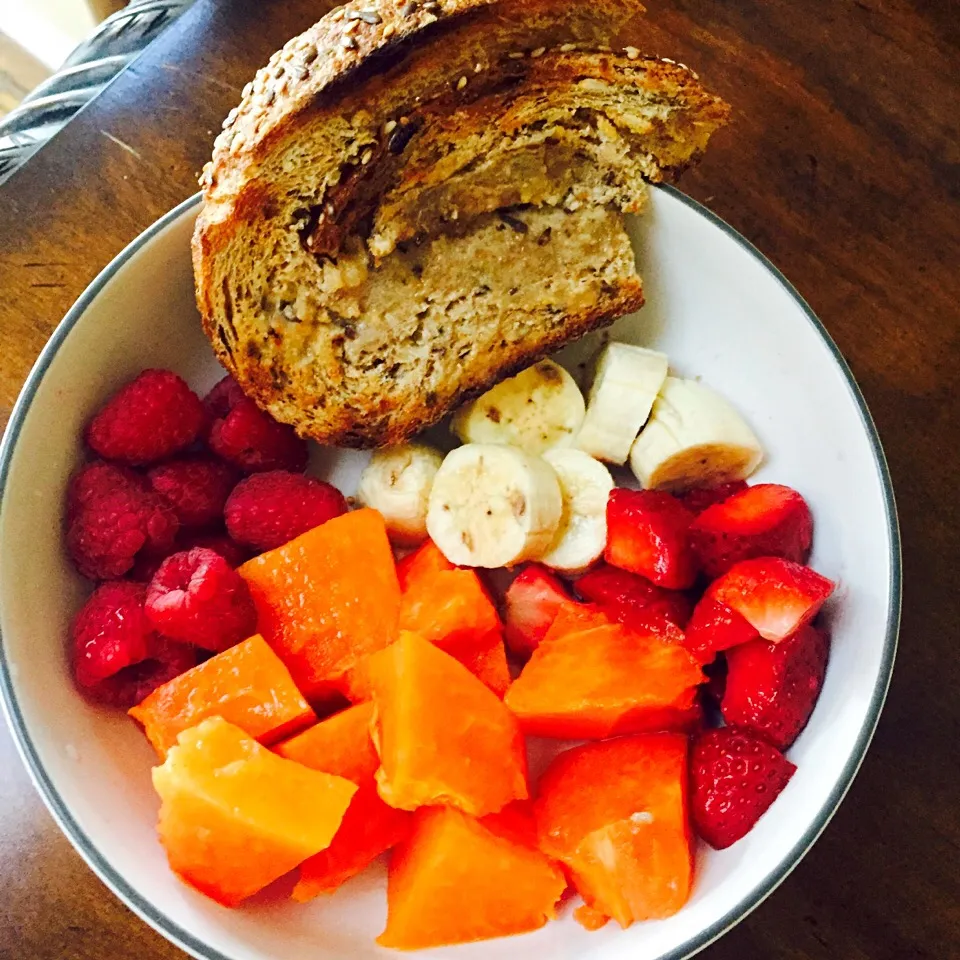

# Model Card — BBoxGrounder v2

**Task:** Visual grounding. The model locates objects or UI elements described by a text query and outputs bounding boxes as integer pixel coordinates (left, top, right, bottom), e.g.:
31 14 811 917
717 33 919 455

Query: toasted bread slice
193 0 728 447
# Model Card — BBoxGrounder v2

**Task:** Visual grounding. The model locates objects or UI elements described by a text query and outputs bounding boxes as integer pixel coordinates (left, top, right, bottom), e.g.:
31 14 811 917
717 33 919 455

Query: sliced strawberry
502 564 571 658
683 595 758 661
679 481 748 515
574 563 692 628
690 484 813 578
604 489 697 590
711 557 834 642
690 726 796 849
722 623 829 749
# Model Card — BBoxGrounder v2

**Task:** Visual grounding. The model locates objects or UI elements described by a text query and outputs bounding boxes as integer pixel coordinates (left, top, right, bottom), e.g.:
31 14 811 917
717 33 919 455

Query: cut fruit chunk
129 634 314 758
575 343 669 465
378 806 566 949
503 564 572 659
505 622 703 739
722 624 830 749
238 509 401 699
368 632 528 817
679 480 749 515
689 483 813 577
152 716 356 906
535 734 693 926
395 539 455 592
629 377 763 492
275 703 412 899
605 489 697 590
541 601 612 644
451 359 585 455
711 556 834 642
575 563 692 628
683 596 758 662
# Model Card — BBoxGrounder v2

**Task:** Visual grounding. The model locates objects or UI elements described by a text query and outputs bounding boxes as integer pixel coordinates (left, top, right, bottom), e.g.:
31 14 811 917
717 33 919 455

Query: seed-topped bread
193 0 729 447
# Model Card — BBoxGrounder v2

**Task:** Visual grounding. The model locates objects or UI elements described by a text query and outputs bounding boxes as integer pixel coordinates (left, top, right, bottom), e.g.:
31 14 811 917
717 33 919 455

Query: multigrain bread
193 0 729 447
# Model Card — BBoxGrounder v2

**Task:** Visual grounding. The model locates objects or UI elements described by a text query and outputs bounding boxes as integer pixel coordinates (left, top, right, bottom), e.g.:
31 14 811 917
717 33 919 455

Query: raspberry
145 548 257 651
203 374 247 420
208 397 308 473
147 455 239 528
85 369 206 465
179 531 249 567
88 636 199 709
224 471 348 551
66 462 179 580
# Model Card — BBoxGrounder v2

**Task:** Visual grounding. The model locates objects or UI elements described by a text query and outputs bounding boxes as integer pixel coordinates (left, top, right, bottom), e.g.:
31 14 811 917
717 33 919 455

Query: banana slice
575 342 669 464
426 444 562 567
450 359 585 455
538 449 614 574
356 443 444 545
629 377 764 492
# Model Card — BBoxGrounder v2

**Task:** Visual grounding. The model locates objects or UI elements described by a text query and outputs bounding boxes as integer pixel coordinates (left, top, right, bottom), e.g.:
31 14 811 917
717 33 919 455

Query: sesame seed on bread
193 0 729 447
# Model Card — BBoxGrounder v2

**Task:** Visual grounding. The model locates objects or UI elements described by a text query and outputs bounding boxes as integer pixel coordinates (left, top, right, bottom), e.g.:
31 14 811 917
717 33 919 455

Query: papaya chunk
541 601 612 643
238 509 400 699
535 734 693 926
368 632 528 816
129 634 314 758
275 703 412 899
396 539 454 591
505 623 704 738
378 807 566 949
152 716 356 906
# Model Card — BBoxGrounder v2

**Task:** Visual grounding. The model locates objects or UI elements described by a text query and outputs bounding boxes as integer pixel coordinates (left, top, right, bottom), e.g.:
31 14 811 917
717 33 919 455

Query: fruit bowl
0 186 899 960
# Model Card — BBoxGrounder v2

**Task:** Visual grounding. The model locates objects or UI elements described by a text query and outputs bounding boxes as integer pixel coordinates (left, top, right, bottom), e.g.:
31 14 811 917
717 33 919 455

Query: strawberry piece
722 624 830 749
604 489 697 590
575 564 692 628
711 557 834 642
503 564 571 658
683 595 758 661
690 484 813 578
690 727 796 849
679 481 748 515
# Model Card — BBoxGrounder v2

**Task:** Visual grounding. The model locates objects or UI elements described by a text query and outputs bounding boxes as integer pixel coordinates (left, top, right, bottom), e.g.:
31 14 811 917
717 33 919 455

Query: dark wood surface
1 1 958 957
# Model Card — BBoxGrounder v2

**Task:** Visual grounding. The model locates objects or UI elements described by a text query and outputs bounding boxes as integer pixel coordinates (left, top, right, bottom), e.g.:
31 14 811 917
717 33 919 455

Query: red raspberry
66 462 179 580
177 530 249 567
224 471 348 551
208 397 308 473
70 581 198 707
203 374 247 420
85 369 206 465
147 455 239 528
145 548 257 652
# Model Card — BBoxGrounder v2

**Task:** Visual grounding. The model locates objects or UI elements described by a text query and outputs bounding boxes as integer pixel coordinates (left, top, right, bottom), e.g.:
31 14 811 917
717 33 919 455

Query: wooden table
1 1 958 957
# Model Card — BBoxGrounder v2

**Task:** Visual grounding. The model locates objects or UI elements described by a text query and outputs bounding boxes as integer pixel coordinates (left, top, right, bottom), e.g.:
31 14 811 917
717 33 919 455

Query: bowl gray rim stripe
0 186 901 960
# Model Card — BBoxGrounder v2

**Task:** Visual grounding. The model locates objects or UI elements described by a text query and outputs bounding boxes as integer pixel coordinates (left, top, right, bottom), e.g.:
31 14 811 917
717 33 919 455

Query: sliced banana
575 342 669 464
426 444 562 568
629 377 764 492
356 443 444 545
450 359 585 455
538 449 614 574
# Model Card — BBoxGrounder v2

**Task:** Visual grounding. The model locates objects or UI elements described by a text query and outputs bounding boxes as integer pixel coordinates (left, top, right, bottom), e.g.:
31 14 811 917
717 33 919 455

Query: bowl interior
0 187 897 960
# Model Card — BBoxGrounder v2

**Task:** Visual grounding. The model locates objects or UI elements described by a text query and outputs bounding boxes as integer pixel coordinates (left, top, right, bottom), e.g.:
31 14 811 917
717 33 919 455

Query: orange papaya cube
535 734 693 926
378 807 566 949
541 602 612 644
129 634 314 758
293 783 412 900
368 632 528 816
459 633 512 697
238 509 400 699
275 703 413 898
480 799 540 850
399 568 501 655
396 539 454 591
505 623 704 739
152 716 356 906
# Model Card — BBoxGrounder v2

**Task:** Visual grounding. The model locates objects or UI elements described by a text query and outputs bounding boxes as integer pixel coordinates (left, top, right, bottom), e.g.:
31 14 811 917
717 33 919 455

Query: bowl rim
0 186 901 960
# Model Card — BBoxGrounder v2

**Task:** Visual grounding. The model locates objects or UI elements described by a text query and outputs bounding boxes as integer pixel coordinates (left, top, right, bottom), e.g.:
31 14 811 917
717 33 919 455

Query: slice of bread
193 0 729 447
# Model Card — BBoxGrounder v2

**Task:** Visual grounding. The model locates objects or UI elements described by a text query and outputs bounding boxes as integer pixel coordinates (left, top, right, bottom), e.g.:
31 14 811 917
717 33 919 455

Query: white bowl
0 187 899 960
